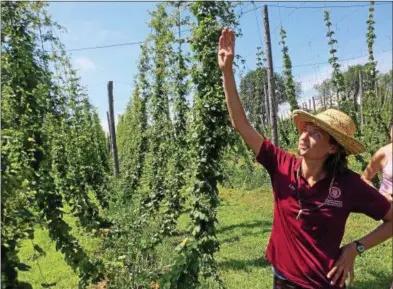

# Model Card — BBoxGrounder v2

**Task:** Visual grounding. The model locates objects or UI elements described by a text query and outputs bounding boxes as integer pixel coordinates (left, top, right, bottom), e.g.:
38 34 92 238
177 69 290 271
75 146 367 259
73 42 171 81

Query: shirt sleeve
255 139 294 177
350 177 392 220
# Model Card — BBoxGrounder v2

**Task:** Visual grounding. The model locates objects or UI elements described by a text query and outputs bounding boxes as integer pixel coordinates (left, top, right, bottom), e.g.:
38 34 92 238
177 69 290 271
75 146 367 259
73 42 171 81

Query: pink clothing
380 146 392 193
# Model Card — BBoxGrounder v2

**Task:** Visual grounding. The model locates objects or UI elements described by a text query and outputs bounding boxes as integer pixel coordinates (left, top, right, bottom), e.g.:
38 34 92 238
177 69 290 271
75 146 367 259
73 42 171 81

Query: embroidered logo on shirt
329 186 341 199
326 186 343 207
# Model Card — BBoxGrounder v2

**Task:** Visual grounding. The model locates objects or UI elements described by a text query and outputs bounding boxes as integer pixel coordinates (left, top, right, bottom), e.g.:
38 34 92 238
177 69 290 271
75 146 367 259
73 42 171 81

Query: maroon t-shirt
256 139 391 289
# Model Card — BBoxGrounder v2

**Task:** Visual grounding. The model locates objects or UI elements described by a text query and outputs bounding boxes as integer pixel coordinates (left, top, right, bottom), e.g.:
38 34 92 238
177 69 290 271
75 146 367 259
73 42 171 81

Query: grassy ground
211 186 392 289
17 184 392 289
17 206 102 289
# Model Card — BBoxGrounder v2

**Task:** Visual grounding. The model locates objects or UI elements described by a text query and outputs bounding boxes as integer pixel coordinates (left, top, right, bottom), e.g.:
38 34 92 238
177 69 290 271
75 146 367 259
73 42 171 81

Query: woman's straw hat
292 109 365 154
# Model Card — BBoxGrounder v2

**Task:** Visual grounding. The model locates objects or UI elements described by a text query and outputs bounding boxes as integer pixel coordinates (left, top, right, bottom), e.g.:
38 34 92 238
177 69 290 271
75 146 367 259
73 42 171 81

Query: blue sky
47 1 392 133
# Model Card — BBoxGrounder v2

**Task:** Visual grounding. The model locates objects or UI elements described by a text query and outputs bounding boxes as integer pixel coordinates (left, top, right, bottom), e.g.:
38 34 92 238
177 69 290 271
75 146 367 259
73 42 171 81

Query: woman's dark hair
323 136 349 174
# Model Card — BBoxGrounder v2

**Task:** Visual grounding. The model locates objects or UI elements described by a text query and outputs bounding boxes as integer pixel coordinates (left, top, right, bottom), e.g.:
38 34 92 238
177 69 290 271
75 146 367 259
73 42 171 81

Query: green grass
17 207 102 289
159 185 392 289
213 186 275 288
17 185 392 289
215 186 392 289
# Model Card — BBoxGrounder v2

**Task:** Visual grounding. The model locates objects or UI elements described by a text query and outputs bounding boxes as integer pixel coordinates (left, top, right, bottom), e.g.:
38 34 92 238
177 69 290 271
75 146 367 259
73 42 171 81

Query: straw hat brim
292 110 365 154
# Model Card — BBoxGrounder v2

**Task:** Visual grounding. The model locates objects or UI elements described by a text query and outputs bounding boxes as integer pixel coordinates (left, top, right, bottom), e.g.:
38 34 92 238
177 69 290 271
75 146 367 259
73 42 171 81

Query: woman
362 123 393 202
362 124 393 289
218 27 392 289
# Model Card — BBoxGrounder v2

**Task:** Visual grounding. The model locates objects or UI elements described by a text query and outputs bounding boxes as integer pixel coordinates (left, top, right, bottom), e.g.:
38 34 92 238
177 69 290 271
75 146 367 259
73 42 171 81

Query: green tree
153 2 191 243
324 10 345 108
1 2 107 287
239 69 301 129
279 26 299 111
141 4 175 214
161 2 238 288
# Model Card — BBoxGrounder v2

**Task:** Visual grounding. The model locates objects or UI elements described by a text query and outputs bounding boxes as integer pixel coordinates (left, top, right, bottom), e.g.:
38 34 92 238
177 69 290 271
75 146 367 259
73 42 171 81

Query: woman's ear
328 144 337 155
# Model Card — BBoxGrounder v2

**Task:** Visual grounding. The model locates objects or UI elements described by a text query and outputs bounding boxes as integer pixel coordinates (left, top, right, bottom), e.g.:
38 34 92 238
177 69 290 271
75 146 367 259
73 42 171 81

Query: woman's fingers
349 267 355 287
219 28 235 56
339 269 348 287
228 29 235 54
230 29 235 45
219 35 224 51
327 264 338 279
328 262 354 288
331 267 343 286
223 27 230 49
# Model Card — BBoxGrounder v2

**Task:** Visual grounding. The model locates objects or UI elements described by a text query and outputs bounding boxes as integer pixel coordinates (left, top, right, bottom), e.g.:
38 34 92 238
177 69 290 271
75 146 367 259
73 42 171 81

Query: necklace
295 159 336 220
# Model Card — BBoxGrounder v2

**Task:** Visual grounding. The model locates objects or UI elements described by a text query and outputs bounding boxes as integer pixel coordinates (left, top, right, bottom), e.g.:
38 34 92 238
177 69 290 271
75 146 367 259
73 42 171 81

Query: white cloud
297 50 392 93
278 50 392 116
74 56 96 72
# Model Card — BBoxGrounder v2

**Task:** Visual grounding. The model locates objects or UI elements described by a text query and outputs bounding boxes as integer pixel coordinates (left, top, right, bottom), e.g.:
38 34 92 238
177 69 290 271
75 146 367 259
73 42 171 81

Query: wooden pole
264 82 270 127
263 5 278 145
312 96 316 113
381 84 388 111
106 111 112 155
107 134 112 154
321 93 325 109
108 81 120 176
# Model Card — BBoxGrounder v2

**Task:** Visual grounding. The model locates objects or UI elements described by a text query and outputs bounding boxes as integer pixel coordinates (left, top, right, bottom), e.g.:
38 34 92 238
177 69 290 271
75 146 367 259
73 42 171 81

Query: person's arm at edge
361 148 385 188
219 28 264 156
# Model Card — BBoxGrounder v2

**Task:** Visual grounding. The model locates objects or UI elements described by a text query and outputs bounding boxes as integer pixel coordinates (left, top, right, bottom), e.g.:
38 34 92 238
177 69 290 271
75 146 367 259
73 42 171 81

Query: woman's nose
301 131 310 139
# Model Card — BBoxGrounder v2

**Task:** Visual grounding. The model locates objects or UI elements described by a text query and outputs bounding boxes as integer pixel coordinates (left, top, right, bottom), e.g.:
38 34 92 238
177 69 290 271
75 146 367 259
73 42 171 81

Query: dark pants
273 275 308 289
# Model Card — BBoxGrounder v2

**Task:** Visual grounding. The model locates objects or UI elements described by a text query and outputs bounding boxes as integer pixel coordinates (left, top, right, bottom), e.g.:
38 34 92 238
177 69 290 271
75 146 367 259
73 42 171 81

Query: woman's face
297 122 337 160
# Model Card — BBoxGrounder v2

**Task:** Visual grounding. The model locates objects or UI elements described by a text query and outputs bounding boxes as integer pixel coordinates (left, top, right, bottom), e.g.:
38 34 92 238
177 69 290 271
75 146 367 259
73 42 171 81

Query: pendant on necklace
296 209 303 220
